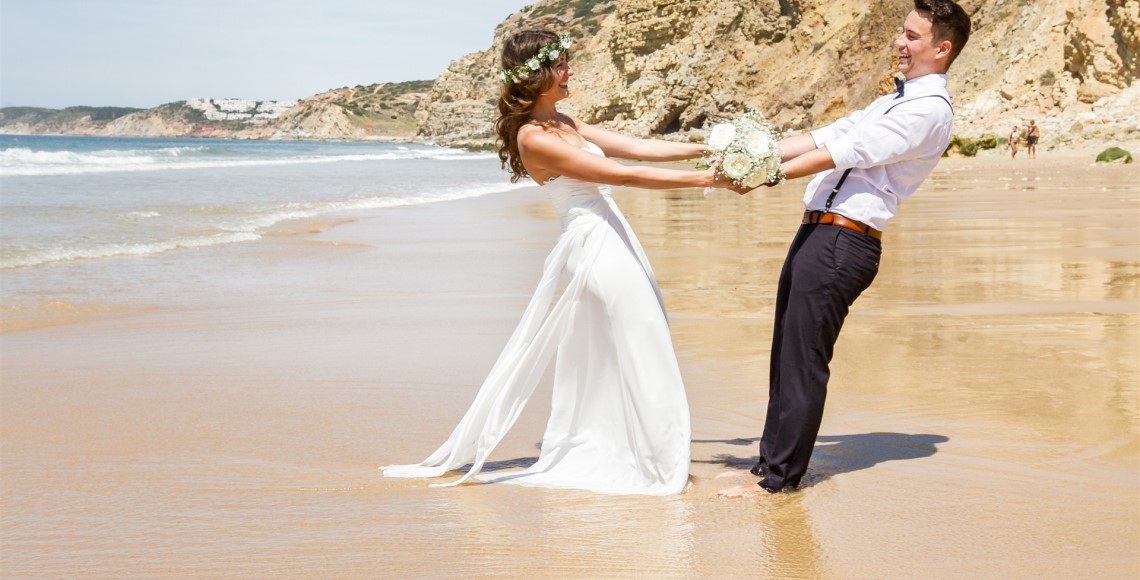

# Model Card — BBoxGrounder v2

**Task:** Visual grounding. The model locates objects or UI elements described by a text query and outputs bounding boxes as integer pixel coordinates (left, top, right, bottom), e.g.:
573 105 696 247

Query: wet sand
2 150 1138 577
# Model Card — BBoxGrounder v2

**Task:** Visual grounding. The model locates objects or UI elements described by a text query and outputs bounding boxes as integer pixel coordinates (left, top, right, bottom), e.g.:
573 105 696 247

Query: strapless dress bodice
540 141 614 227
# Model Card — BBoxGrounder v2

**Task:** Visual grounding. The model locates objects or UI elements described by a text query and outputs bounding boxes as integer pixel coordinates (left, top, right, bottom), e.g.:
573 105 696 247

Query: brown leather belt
802 210 883 240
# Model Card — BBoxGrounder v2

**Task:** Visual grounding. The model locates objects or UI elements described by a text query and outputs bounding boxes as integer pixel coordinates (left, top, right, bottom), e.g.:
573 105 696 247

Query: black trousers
753 223 881 491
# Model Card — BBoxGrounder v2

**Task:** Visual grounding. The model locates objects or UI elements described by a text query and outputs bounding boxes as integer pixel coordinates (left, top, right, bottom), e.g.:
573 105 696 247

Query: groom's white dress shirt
803 73 954 232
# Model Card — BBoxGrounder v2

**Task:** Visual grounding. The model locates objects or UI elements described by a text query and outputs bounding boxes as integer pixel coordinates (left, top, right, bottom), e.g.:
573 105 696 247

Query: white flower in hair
498 33 574 84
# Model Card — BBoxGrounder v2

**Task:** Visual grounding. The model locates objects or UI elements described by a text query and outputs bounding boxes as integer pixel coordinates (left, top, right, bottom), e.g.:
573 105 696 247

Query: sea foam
0 146 496 176
1 180 532 270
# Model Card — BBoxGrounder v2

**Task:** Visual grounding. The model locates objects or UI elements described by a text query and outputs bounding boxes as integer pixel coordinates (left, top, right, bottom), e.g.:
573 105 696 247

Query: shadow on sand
693 432 949 486
455 433 947 485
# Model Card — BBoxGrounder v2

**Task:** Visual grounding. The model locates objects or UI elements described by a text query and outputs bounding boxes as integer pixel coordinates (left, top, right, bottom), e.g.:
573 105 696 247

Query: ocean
0 135 528 328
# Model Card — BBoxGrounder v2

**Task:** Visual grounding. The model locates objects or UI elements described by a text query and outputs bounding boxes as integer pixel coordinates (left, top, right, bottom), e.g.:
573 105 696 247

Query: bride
383 28 742 495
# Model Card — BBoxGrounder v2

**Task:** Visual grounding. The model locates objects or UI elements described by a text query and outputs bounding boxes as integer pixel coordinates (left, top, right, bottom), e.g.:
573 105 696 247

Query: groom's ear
934 39 953 65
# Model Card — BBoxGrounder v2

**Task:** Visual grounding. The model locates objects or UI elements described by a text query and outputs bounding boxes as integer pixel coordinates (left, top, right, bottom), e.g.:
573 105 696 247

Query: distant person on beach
385 28 744 495
719 0 971 497
1009 125 1020 158
1026 119 1039 158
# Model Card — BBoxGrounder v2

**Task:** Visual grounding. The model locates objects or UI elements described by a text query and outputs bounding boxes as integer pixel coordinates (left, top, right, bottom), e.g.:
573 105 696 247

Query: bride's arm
520 126 736 190
574 117 705 162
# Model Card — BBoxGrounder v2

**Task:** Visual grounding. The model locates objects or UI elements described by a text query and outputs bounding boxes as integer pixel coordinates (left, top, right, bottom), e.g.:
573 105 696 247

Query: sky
0 0 535 109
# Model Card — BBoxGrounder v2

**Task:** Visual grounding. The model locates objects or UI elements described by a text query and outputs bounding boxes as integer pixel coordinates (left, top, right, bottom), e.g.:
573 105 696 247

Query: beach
2 147 1138 577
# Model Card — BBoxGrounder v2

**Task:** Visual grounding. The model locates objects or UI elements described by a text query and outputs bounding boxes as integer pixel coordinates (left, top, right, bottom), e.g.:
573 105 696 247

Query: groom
722 0 971 496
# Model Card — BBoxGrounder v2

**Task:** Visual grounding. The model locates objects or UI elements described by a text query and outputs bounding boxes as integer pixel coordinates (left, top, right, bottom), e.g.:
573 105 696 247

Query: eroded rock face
418 0 1138 149
415 52 502 146
1108 0 1140 79
1065 3 1131 103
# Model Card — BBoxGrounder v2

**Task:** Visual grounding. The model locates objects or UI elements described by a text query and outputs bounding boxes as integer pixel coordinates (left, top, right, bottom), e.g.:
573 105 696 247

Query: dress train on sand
383 141 690 495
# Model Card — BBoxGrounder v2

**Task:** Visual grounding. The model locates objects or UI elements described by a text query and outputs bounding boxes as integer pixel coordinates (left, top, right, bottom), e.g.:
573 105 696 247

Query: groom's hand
709 167 752 195
738 174 784 195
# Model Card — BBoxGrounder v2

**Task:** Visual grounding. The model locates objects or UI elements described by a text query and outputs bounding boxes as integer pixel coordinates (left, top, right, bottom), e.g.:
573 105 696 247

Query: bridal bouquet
701 110 784 190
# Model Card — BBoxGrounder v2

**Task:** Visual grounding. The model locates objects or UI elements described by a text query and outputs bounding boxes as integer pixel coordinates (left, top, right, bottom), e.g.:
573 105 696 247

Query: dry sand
2 149 1137 577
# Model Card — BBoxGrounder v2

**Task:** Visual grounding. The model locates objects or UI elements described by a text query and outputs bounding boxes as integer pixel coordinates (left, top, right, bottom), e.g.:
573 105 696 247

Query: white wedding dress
383 141 691 495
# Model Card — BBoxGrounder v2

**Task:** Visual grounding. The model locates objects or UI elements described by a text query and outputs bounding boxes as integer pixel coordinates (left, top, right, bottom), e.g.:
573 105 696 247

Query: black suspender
823 94 952 212
824 168 852 211
885 94 952 115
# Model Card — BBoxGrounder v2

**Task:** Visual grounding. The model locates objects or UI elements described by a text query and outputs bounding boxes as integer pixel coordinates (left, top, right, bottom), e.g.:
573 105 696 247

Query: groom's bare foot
717 484 771 498
714 469 753 479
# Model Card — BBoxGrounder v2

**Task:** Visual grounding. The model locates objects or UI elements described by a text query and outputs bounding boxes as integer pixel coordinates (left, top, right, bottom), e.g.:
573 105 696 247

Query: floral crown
499 34 573 84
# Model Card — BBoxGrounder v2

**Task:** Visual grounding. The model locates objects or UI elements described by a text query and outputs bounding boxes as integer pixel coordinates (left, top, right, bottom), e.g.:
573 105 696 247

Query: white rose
548 49 561 60
744 169 769 188
721 152 752 180
707 123 737 151
743 156 783 188
742 130 773 157
527 58 541 70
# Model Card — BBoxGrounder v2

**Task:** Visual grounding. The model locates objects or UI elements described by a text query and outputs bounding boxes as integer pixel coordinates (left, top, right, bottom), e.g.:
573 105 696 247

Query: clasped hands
707 164 779 195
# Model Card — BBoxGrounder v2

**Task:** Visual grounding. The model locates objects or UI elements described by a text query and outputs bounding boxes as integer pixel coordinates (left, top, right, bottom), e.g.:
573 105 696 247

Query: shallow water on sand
2 152 1137 577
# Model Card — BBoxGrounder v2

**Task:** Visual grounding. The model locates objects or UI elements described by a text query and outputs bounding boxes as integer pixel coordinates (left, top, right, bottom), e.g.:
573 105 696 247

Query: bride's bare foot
714 469 753 479
718 484 771 498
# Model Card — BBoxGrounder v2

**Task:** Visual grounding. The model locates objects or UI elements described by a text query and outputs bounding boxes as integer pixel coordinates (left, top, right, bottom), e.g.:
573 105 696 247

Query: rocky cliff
0 106 144 136
418 0 1140 150
0 81 431 141
270 81 430 140
5 1 1134 148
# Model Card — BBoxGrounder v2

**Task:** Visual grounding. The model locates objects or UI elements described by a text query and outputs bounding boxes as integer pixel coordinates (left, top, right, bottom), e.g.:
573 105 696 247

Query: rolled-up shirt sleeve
822 102 952 171
809 107 866 147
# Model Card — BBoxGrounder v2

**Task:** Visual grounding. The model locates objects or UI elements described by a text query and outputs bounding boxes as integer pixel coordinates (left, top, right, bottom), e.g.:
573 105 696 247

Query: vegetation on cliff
0 106 143 134
272 81 431 139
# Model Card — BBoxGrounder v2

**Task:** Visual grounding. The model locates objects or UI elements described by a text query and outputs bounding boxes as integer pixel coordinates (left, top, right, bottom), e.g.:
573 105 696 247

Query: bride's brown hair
495 29 565 183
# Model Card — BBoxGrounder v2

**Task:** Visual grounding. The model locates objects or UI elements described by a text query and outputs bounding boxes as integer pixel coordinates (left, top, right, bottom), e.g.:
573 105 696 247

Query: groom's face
894 10 946 80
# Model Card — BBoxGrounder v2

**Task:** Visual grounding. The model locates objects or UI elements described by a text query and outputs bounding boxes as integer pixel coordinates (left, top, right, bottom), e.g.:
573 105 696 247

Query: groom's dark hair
915 0 971 68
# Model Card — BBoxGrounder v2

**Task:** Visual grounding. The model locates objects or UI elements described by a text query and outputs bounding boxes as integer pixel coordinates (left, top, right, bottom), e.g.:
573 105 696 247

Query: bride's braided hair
495 29 565 183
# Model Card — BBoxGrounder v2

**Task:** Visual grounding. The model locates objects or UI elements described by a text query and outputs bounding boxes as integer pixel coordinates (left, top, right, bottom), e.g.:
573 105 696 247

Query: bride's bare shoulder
516 123 545 141
517 125 565 152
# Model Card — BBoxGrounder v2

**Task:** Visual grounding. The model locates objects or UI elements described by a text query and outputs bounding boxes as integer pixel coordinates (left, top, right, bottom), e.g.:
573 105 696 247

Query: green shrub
948 135 978 156
976 133 1000 150
1040 69 1057 86
1095 147 1133 163
945 134 1000 157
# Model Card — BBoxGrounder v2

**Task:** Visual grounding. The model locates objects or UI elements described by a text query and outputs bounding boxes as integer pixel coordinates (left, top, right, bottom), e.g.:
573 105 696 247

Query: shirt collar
902 73 949 91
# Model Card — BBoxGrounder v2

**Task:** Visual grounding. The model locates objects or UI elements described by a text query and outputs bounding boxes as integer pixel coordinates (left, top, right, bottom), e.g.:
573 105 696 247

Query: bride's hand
707 167 754 195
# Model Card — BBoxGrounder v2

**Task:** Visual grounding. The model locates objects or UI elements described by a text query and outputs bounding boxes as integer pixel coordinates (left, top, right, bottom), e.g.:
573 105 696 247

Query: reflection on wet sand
615 151 1138 575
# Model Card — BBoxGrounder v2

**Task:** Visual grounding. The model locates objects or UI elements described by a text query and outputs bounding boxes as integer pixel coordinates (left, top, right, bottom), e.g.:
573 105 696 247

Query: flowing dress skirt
384 170 690 495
